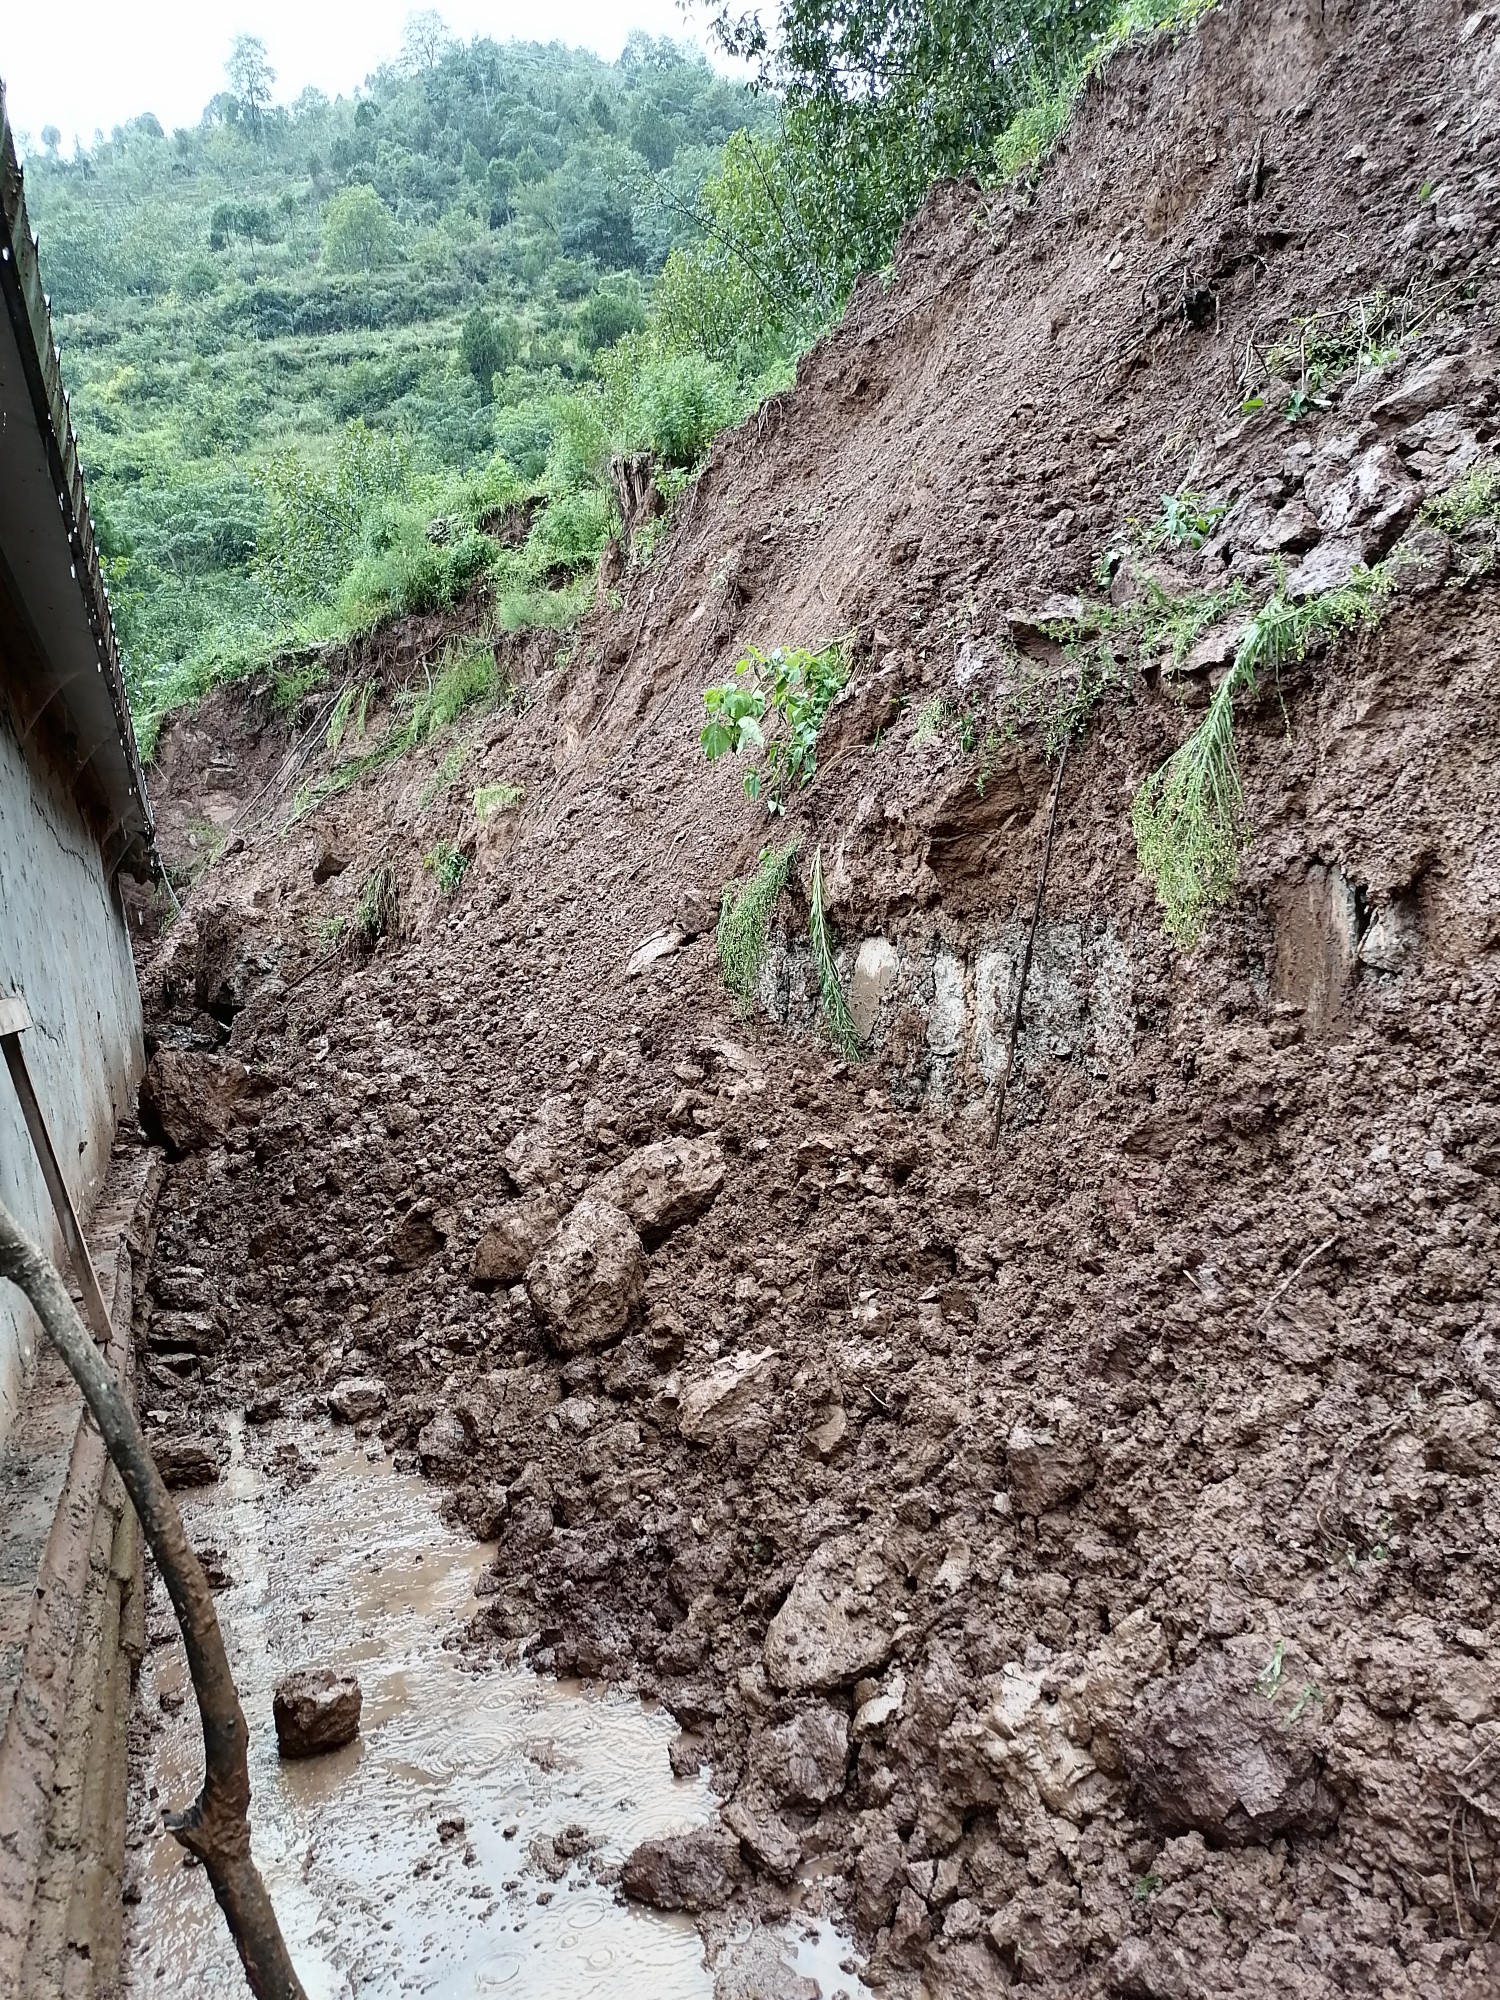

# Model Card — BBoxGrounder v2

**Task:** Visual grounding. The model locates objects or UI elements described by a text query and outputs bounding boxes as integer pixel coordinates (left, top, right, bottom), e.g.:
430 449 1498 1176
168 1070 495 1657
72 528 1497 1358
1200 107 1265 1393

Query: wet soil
127 2 1500 1993
125 1420 860 1998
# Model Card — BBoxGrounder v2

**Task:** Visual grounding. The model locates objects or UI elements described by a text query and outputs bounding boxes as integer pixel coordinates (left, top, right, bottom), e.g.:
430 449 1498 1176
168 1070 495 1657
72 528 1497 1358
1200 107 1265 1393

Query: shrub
701 639 849 808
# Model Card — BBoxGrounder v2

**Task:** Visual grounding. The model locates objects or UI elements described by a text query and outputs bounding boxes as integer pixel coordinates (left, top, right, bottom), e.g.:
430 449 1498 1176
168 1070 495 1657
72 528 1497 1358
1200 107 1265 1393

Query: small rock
678 1348 776 1445
626 930 684 977
808 1405 848 1459
764 1534 894 1693
327 1377 387 1424
147 1433 224 1489
620 1827 742 1912
1285 539 1362 599
849 938 900 1040
853 1674 905 1738
273 1667 362 1758
721 1798 803 1882
416 1409 469 1474
888 1885 932 1967
1372 351 1471 426
1007 1406 1095 1514
855 1820 905 1929
312 841 347 884
525 1197 645 1354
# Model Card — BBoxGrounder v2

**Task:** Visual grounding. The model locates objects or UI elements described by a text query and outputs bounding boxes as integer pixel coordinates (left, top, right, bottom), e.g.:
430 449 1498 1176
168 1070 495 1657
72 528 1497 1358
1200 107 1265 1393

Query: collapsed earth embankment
130 2 1500 1992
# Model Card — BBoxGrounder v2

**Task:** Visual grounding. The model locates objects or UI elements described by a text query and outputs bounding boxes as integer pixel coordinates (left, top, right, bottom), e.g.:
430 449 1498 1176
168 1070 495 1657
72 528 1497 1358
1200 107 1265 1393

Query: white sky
2 2 723 151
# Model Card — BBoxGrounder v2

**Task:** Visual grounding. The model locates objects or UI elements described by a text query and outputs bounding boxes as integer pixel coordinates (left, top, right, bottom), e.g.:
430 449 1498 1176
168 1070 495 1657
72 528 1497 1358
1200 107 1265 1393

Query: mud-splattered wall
0 693 143 1449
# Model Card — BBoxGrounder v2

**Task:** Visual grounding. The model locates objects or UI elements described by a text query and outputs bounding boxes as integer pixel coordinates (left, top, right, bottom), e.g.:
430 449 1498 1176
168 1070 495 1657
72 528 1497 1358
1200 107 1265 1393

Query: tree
459 306 520 401
321 183 399 273
402 9 455 72
41 124 61 158
226 33 276 134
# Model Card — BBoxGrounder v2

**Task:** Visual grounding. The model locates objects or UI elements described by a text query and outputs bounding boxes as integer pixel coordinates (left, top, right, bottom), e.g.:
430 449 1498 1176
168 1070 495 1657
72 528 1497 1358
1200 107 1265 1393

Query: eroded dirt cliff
127 2 1500 1992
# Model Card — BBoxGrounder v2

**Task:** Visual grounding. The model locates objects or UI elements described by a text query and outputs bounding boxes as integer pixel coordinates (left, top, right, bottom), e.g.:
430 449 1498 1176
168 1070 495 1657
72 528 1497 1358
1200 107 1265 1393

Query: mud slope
132 2 1500 1994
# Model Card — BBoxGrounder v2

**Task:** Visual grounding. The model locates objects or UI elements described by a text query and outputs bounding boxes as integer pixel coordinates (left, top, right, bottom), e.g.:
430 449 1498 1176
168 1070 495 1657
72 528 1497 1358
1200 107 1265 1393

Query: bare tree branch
0 1200 306 2000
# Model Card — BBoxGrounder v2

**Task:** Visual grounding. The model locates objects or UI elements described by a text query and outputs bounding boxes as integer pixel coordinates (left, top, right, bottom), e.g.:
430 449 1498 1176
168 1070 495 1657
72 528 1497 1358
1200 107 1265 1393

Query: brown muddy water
124 1418 866 2000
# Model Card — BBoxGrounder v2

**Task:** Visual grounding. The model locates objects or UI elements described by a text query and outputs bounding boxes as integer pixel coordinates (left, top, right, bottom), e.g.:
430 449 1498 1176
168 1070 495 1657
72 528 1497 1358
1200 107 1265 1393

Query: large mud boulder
747 1705 850 1809
470 1200 556 1287
589 1137 725 1243
620 1825 742 1912
1125 1653 1337 1845
764 1534 895 1693
273 1667 362 1758
138 1049 251 1156
525 1196 645 1354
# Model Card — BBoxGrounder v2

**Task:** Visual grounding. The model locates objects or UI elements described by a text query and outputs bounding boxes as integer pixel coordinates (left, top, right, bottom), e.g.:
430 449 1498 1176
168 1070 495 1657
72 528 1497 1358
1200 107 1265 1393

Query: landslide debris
128 2 1500 1994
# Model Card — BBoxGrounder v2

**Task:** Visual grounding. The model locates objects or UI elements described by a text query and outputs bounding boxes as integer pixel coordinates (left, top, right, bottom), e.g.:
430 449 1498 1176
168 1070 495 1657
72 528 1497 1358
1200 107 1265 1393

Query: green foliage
403 639 499 743
701 639 849 808
1132 567 1395 947
718 841 799 1010
1249 286 1443 419
809 846 861 1060
256 421 410 607
459 306 520 400
321 184 400 273
424 840 469 893
1422 460 1500 577
474 780 523 818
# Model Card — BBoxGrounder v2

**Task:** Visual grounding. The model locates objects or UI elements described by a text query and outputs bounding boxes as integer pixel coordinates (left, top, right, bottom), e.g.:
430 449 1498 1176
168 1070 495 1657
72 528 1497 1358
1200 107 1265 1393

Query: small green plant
1145 490 1226 551
1257 1639 1287 1698
912 697 949 749
351 862 399 955
809 845 860 1061
700 639 849 810
424 841 468 894
474 781 523 820
1133 565 1394 946
1424 461 1500 533
1132 1873 1162 1902
1422 460 1500 578
717 841 798 1010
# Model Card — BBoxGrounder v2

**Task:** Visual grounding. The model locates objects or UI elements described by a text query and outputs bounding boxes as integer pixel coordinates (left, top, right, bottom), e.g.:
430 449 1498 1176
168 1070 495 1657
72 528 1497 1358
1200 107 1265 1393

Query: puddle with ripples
123 1418 868 2000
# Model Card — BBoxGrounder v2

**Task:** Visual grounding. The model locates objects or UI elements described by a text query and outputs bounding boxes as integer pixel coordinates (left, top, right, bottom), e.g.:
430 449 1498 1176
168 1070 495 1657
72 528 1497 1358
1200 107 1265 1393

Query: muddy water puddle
127 1420 864 1999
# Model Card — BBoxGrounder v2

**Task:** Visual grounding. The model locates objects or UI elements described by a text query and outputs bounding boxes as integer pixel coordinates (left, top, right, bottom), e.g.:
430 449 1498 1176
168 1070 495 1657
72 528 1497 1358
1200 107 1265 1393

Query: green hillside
22 31 771 734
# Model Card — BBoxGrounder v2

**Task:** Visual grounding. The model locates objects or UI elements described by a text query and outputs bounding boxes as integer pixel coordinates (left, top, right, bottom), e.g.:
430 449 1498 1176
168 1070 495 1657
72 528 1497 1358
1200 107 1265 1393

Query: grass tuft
474 781 524 820
1132 566 1394 946
717 841 798 1011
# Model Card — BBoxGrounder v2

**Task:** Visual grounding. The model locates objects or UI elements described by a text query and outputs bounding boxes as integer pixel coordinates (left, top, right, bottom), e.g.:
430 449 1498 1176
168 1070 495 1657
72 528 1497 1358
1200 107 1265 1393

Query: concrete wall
0 688 143 1451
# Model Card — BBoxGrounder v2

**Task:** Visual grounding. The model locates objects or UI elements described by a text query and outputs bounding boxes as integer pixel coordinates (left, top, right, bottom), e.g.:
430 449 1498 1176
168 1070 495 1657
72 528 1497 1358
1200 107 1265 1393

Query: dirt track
128 2 1500 1992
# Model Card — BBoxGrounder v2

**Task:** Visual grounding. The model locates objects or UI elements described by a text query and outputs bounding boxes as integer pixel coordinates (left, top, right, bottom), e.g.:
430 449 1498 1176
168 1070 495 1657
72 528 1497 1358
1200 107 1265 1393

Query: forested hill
20 31 768 730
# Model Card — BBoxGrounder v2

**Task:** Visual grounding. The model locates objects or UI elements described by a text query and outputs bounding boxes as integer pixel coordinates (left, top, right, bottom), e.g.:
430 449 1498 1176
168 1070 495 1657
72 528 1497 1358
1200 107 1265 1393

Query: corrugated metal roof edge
0 79 156 879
